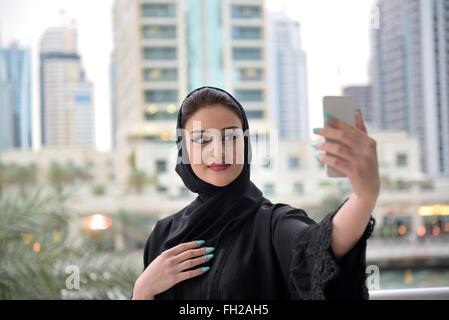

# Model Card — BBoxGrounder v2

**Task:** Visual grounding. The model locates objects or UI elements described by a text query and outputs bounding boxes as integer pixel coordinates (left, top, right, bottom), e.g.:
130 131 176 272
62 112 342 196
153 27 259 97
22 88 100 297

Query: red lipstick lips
207 163 231 172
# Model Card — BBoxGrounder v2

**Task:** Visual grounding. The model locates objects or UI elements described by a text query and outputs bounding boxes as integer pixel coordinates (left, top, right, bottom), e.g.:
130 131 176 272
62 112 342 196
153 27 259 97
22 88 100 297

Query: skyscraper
0 42 32 153
371 0 449 177
342 85 373 129
267 11 308 139
113 0 271 147
40 26 95 149
110 54 117 149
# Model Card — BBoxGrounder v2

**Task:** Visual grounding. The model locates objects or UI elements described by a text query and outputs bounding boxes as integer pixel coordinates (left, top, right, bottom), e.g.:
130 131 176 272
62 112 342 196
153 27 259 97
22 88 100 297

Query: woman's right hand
132 240 214 300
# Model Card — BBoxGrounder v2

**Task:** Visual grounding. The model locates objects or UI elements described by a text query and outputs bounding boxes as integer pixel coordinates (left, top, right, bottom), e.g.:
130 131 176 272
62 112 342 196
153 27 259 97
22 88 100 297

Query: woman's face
183 104 245 187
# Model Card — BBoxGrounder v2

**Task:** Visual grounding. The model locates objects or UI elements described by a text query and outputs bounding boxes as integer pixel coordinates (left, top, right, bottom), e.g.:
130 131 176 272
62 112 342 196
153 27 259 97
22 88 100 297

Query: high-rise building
40 26 95 149
342 85 373 129
0 42 32 153
267 11 308 139
370 0 449 177
113 0 271 148
74 81 95 149
110 53 117 149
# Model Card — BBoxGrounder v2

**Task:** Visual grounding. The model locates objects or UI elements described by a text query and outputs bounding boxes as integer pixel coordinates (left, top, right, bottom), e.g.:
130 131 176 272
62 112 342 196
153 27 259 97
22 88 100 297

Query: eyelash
191 134 238 144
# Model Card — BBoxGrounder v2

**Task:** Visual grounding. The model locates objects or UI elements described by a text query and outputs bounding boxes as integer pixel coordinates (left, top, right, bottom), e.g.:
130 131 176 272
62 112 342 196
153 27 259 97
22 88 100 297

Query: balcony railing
369 287 449 300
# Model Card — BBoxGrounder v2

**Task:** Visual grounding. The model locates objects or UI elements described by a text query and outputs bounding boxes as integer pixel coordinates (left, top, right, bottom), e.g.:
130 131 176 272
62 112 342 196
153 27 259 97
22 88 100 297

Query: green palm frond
0 188 141 300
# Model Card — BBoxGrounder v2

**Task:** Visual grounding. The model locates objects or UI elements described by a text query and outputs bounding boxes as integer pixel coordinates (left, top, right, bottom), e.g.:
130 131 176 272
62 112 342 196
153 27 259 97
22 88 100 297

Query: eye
192 136 211 144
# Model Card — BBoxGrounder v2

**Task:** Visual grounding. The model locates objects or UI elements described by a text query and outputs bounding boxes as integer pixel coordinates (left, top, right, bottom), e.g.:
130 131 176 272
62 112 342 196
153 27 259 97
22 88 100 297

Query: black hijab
161 86 270 252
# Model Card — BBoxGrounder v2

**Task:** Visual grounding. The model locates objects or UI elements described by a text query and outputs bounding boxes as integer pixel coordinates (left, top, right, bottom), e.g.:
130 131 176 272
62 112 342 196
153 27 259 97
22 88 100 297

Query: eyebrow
190 126 240 134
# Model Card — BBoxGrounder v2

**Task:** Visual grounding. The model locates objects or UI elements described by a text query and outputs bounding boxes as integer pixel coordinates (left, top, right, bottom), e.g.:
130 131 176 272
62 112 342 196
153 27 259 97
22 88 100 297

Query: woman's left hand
312 110 380 203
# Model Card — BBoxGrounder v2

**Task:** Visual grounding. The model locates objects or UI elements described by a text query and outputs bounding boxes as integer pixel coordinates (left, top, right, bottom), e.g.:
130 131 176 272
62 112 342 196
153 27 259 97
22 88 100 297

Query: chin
191 164 243 187
207 176 234 187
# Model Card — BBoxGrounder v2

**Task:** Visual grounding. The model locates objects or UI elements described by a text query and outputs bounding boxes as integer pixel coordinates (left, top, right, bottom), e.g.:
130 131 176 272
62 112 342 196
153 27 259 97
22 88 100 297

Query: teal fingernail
202 266 210 272
205 254 214 260
315 153 322 160
324 112 334 120
311 142 318 149
205 247 214 253
196 240 205 245
313 128 320 133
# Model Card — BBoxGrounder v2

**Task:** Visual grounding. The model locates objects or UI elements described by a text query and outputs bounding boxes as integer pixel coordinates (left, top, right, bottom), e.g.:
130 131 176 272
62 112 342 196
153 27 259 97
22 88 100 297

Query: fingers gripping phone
322 96 357 178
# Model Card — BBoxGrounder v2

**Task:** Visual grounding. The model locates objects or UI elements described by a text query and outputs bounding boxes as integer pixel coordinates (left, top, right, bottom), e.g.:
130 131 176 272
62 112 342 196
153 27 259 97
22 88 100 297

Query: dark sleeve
272 196 376 300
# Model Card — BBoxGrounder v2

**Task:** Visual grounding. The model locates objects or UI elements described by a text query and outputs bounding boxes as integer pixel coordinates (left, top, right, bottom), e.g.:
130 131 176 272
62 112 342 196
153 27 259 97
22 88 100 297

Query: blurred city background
0 0 449 299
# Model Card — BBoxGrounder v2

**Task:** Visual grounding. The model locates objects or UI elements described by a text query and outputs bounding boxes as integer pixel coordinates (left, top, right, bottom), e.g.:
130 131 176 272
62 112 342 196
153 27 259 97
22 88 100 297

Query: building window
293 182 304 195
75 95 91 103
144 68 177 81
179 186 190 197
145 90 178 103
108 174 115 181
142 25 176 39
87 161 95 169
288 156 300 169
264 184 275 195
233 68 263 81
396 153 408 167
318 160 324 169
156 160 167 173
145 110 177 120
232 27 261 39
231 5 261 19
262 156 271 169
233 48 261 60
143 47 176 60
106 160 114 168
246 110 263 119
142 4 175 17
234 89 263 102
66 161 75 168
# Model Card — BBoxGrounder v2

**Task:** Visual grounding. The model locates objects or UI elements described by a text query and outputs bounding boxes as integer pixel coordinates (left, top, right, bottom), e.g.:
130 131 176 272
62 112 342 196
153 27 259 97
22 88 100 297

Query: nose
209 136 222 159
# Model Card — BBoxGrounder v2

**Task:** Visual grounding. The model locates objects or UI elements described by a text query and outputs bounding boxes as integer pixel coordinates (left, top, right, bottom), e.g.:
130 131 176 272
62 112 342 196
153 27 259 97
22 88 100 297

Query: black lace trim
288 197 376 300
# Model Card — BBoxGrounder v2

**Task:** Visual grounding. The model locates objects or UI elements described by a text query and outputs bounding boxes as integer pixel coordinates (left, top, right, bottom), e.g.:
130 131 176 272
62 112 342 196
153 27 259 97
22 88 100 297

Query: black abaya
143 196 375 300
136 86 376 300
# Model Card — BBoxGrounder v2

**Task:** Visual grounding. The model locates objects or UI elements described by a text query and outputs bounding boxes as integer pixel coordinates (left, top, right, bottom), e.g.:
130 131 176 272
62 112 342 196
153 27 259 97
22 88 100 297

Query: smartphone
322 96 357 178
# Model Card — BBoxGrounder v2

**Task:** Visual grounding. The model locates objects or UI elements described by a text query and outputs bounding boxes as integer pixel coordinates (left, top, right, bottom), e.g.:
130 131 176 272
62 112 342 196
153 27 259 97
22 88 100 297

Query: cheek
233 138 245 163
188 142 202 164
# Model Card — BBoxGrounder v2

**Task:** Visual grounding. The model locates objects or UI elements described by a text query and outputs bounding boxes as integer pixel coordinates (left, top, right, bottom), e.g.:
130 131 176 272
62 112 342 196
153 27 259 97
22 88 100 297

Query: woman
132 86 379 300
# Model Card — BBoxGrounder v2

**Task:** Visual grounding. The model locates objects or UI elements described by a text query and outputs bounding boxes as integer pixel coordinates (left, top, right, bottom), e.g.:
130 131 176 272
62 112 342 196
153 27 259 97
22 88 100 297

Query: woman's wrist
132 280 155 300
132 289 155 300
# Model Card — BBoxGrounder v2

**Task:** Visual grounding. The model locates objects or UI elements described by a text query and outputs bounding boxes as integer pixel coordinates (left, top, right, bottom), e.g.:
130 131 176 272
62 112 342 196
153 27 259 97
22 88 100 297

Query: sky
0 0 375 151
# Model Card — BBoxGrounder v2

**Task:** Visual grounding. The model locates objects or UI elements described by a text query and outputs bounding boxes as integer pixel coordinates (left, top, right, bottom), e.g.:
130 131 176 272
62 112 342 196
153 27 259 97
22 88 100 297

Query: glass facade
185 0 224 90
185 0 203 89
0 46 32 151
205 0 224 88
